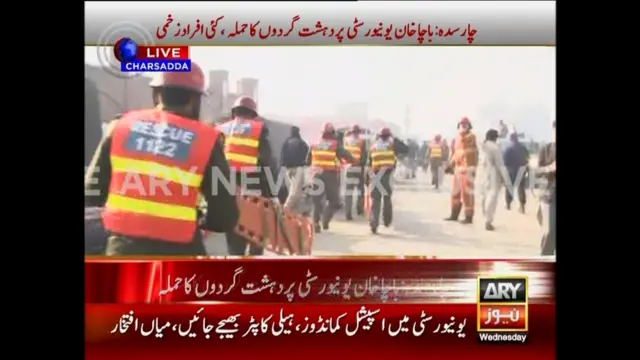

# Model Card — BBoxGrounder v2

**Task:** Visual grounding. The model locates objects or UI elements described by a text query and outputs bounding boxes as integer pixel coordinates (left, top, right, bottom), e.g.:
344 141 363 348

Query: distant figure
498 120 509 139
418 141 428 171
426 135 445 189
280 126 309 213
442 138 450 162
503 133 530 213
536 120 556 256
480 129 508 231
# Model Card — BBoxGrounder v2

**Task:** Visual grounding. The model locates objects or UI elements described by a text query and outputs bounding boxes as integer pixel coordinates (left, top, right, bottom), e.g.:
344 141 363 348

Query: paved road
205 170 544 257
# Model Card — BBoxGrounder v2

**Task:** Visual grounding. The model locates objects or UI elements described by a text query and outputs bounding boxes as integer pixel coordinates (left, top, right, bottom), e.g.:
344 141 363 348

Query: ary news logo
477 277 529 344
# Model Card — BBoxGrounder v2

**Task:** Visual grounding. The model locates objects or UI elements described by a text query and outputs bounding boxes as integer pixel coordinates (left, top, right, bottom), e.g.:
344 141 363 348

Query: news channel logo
95 21 155 79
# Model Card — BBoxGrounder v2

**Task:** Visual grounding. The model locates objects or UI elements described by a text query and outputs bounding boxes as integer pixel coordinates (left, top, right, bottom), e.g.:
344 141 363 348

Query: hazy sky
85 46 555 140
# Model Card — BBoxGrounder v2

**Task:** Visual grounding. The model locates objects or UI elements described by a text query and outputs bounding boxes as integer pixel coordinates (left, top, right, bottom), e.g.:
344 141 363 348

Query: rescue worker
536 120 556 256
84 62 239 255
480 129 508 231
445 117 479 224
503 132 530 213
307 122 355 233
426 135 445 189
342 124 368 220
367 127 406 234
217 96 278 256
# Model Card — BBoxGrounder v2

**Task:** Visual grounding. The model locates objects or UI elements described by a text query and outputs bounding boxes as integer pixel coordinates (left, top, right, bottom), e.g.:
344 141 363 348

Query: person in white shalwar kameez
480 129 509 231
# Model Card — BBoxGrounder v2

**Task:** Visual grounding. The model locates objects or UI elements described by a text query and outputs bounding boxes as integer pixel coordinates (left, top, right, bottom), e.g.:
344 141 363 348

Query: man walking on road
480 129 509 231
308 123 355 233
342 124 368 220
536 121 556 256
503 132 531 213
280 126 309 213
367 127 408 234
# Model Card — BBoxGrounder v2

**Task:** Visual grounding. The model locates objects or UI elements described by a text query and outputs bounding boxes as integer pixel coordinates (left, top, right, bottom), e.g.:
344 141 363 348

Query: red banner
85 259 555 360
85 259 555 304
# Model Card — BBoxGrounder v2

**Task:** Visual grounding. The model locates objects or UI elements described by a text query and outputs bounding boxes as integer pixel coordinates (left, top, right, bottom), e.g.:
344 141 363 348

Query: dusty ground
205 167 544 257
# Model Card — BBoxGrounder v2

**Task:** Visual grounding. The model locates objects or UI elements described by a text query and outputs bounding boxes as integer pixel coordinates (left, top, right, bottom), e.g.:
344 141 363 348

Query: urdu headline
156 15 478 44
110 306 467 340
158 267 464 303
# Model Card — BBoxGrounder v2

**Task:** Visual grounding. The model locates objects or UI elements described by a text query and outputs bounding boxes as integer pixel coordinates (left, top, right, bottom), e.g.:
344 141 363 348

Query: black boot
485 222 495 231
370 225 378 234
506 203 511 210
314 223 322 233
445 204 462 221
460 216 473 224
322 222 329 230
519 204 525 214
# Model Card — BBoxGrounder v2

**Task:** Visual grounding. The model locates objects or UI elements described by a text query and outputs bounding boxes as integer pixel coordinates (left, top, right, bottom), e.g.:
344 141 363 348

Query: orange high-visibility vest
429 143 443 159
102 109 218 243
453 132 478 169
343 136 364 163
370 139 396 172
311 138 338 171
217 119 263 173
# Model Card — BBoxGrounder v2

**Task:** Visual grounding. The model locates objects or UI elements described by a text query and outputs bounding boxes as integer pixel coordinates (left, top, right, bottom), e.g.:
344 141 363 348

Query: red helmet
232 96 258 114
149 61 207 94
351 124 361 134
435 134 442 142
322 122 335 133
378 127 391 137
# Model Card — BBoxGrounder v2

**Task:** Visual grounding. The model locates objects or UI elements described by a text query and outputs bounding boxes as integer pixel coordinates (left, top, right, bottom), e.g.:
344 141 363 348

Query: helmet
435 134 442 142
149 61 207 94
378 127 391 137
458 116 470 126
232 96 258 114
322 122 335 133
351 124 361 133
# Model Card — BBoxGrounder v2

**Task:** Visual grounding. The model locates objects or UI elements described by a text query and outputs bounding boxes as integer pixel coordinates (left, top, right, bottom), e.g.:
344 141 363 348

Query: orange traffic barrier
235 195 278 252
233 194 316 256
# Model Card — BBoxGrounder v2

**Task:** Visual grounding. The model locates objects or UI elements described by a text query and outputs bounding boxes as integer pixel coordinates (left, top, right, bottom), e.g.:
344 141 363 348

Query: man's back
503 142 530 170
281 136 309 168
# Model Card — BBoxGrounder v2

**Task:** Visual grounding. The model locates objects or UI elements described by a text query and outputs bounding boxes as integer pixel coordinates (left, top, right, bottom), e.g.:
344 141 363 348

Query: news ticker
477 276 528 343
114 38 191 72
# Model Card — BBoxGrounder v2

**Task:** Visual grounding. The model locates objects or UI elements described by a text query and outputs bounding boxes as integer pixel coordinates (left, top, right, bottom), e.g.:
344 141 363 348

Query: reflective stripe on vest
429 144 443 158
370 140 396 171
343 136 362 162
217 119 263 173
102 109 218 244
311 139 338 171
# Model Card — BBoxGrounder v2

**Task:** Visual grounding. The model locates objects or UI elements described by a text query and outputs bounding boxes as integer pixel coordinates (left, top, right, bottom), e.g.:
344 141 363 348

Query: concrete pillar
237 78 259 103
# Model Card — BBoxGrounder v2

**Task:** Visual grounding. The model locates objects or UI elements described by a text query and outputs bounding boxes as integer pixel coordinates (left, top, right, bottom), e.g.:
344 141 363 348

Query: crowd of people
84 63 556 257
